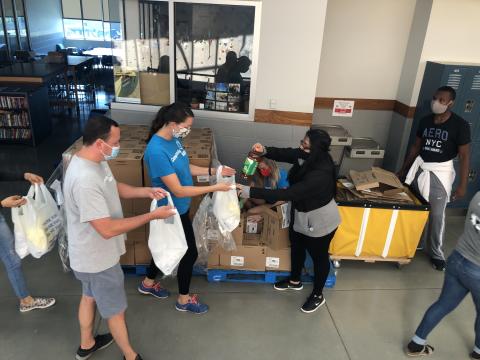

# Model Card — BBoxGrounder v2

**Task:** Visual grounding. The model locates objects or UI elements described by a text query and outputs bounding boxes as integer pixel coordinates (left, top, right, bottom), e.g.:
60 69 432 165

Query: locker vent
472 74 480 90
446 73 462 89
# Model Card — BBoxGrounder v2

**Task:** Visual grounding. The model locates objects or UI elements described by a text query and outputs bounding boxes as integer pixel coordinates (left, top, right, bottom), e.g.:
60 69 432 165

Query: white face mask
431 99 450 115
101 141 120 161
173 126 191 139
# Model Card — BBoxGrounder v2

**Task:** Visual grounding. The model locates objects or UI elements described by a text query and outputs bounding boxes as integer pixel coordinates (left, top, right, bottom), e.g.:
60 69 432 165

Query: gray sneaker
19 297 56 313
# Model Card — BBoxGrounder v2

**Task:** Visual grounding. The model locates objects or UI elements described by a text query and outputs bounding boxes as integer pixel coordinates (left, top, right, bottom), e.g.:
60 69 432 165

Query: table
83 47 121 57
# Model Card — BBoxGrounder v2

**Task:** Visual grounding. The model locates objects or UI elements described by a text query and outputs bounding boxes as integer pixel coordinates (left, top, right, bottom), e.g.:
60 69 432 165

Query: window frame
111 0 261 122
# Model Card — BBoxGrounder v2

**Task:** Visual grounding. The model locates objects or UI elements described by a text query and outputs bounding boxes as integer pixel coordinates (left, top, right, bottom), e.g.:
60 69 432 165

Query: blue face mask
102 141 120 161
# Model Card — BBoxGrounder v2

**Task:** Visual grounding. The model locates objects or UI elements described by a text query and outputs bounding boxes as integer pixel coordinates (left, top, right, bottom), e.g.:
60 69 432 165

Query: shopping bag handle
149 191 174 212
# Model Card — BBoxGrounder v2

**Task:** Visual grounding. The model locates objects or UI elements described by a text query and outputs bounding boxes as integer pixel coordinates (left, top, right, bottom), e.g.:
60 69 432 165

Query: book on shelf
0 128 32 140
0 111 30 127
0 96 26 110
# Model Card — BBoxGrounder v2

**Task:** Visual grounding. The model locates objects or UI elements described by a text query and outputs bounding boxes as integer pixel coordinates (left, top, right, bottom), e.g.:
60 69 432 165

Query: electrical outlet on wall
269 99 277 109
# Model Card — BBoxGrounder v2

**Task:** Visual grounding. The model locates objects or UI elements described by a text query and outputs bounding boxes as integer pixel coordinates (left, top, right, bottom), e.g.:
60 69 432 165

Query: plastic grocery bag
212 166 240 235
12 207 29 259
13 184 63 259
148 192 188 276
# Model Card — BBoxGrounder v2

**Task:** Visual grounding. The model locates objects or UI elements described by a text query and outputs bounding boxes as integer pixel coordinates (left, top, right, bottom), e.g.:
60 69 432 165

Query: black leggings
146 212 198 295
289 227 336 295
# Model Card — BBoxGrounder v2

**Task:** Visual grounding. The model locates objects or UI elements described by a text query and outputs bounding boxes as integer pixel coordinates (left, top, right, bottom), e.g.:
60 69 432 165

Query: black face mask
298 148 310 160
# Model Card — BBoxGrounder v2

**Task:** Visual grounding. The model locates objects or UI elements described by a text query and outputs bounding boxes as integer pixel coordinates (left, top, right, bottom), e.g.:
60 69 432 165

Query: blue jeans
0 214 30 299
414 250 480 352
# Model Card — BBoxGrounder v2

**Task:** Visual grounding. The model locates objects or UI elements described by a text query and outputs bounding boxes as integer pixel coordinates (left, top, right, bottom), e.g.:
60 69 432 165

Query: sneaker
406 341 434 356
301 293 326 313
138 281 170 299
431 258 446 271
273 279 303 291
76 333 114 360
175 294 209 314
471 351 480 359
19 297 56 313
123 355 143 360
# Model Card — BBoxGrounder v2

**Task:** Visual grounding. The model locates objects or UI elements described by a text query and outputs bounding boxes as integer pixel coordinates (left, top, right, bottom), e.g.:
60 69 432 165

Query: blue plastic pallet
122 264 148 276
207 269 336 288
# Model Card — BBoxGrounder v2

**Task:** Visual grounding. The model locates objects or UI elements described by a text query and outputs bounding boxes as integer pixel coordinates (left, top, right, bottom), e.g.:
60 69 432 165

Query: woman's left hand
236 184 251 199
221 166 236 177
24 172 44 184
145 187 167 200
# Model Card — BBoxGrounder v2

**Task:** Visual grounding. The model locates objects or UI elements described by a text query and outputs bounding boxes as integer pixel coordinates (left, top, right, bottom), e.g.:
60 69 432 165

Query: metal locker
409 61 480 208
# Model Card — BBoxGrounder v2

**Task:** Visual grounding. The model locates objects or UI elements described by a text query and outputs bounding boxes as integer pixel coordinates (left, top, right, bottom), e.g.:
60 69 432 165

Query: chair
55 44 65 52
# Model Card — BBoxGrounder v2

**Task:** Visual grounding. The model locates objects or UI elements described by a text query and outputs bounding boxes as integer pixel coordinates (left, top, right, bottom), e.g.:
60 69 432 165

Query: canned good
242 156 258 177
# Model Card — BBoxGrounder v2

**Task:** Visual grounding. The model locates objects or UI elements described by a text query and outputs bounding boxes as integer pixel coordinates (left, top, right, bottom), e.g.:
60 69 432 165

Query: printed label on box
246 221 258 234
266 257 280 269
231 256 245 267
280 203 290 228
196 175 210 183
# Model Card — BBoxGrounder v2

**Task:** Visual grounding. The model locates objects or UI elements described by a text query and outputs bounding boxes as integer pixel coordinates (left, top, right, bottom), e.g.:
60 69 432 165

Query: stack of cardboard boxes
62 126 216 266
208 203 292 272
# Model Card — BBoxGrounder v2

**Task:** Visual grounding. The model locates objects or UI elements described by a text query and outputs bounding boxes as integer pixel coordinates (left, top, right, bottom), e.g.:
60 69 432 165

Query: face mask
431 99 449 115
298 148 310 159
259 167 271 177
173 126 191 139
102 141 120 161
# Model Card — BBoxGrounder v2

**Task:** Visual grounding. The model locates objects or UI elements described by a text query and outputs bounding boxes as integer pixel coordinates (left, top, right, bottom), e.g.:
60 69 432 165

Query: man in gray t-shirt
64 115 175 360
407 191 480 358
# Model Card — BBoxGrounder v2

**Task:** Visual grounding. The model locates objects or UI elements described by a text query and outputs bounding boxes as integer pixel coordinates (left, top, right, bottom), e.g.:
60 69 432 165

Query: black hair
225 51 237 65
437 86 456 101
83 115 119 146
147 102 194 142
288 129 335 186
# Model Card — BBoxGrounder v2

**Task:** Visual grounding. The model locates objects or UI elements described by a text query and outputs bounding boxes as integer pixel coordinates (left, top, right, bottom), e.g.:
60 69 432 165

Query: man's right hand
1 196 26 208
215 182 233 192
151 205 176 220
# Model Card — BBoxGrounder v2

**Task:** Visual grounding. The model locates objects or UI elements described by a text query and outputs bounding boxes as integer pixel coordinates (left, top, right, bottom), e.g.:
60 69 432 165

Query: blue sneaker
138 281 170 299
175 295 209 314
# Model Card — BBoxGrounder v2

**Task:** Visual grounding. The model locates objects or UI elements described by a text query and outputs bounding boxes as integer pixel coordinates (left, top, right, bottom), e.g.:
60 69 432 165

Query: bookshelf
0 85 51 146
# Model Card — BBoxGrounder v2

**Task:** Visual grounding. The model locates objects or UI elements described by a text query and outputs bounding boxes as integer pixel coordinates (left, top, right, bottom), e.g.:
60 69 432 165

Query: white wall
410 0 480 105
316 0 416 99
255 0 328 113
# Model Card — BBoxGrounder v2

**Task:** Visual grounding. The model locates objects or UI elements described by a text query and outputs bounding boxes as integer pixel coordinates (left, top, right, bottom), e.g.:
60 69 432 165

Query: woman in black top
238 129 341 313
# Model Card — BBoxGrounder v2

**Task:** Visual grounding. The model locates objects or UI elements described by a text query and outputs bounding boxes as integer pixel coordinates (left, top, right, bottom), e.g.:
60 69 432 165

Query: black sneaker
124 355 143 360
76 333 114 360
431 258 446 271
273 279 303 291
471 351 480 359
406 340 434 356
301 293 326 313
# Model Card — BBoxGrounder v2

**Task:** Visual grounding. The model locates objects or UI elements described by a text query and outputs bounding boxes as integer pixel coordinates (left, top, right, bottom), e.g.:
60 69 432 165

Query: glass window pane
114 1 169 105
83 20 105 41
62 0 82 19
17 16 28 50
63 18 84 40
174 3 255 114
0 18 8 62
14 0 24 16
4 0 18 54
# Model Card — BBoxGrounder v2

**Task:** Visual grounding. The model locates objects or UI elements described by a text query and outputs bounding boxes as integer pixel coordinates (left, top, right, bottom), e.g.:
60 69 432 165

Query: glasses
300 140 310 150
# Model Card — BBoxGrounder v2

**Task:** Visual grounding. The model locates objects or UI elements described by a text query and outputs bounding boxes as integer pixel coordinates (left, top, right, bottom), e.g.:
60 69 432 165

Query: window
62 0 123 41
112 0 260 119
63 19 84 40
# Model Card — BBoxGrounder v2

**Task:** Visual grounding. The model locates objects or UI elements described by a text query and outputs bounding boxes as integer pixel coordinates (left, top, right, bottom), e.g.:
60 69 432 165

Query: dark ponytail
146 102 194 142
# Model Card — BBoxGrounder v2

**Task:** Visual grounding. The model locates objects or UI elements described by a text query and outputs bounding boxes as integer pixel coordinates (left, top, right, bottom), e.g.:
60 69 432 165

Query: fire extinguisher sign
332 100 355 117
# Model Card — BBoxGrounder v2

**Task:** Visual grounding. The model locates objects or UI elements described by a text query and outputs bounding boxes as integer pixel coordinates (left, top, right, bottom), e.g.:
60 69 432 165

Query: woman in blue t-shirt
138 103 234 314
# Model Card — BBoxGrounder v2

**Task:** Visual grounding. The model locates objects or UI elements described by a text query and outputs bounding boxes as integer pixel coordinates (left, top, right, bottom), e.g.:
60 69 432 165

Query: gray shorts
73 263 127 319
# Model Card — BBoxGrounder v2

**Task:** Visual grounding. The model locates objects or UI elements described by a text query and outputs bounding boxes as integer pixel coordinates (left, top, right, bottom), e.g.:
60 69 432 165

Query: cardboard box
133 198 152 215
265 248 291 271
350 167 404 194
121 199 134 217
120 243 135 265
207 244 221 268
126 225 147 244
109 148 144 186
219 245 266 271
139 72 170 106
134 241 152 265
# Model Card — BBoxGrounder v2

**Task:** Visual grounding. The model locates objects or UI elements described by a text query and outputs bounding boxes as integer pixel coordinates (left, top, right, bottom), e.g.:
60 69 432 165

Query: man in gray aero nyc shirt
406 191 480 358
63 115 175 360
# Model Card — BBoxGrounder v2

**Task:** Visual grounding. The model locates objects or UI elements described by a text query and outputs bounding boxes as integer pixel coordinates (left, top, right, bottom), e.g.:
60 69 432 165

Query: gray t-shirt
456 191 480 267
63 155 126 273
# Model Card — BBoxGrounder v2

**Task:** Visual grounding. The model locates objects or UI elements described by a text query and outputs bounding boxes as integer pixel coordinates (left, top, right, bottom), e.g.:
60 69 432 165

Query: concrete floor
0 105 476 360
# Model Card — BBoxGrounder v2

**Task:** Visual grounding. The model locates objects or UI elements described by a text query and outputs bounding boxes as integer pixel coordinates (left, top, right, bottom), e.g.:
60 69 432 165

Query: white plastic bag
212 166 240 235
14 184 63 258
12 207 29 259
148 192 188 276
